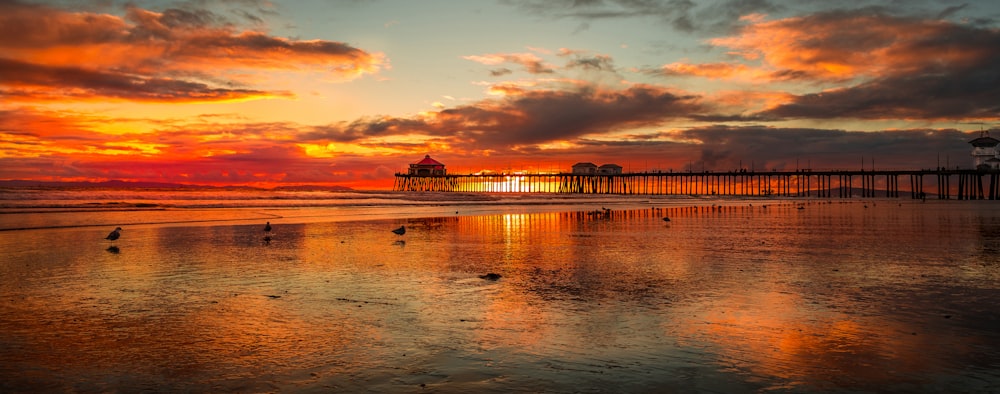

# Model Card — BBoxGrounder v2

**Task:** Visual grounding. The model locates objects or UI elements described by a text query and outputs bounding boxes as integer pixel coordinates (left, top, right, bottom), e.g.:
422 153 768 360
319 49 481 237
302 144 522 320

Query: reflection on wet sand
1 201 998 392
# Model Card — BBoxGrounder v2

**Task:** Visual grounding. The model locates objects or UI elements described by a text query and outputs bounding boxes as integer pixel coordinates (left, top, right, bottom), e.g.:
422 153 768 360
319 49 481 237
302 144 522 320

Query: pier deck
394 169 1000 200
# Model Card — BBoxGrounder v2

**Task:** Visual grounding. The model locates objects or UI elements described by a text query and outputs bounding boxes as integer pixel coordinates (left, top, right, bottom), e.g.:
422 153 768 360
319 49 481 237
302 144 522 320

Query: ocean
0 187 693 231
1 187 998 392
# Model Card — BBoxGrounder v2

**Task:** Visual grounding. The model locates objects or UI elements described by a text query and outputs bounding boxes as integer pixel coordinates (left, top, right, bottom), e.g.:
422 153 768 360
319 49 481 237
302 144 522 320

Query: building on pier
572 162 623 175
408 155 446 176
970 131 1000 170
393 133 1000 199
572 162 598 175
598 164 623 175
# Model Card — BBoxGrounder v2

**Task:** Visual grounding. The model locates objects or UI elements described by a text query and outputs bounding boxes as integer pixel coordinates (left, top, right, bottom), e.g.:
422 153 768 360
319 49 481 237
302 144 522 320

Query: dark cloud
0 1 127 48
935 4 968 20
644 9 1000 122
60 144 342 185
126 5 223 37
667 125 973 171
501 0 781 34
754 13 1000 121
564 54 616 71
490 68 514 76
302 117 434 143
440 124 982 173
506 0 999 35
299 85 705 150
0 58 287 102
463 53 556 75
689 113 774 122
761 70 1000 121
466 85 699 145
469 51 620 79
0 1 383 102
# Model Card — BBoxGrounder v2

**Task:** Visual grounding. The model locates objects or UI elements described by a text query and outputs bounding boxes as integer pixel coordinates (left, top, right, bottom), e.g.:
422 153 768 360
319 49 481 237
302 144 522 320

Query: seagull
105 227 122 243
262 222 273 243
479 273 502 281
662 217 671 222
392 225 406 236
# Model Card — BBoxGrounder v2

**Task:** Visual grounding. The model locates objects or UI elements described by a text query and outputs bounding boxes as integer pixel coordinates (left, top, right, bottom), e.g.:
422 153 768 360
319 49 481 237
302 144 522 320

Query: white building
571 162 598 175
572 162 623 175
970 131 1000 170
598 164 623 175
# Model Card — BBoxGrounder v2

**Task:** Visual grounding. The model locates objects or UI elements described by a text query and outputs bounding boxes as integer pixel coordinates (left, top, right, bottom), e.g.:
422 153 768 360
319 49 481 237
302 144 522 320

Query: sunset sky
2 0 999 189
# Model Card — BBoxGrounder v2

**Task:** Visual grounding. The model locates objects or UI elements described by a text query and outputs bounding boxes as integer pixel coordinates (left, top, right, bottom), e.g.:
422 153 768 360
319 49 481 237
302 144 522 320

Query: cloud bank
0 1 384 103
1 1 997 188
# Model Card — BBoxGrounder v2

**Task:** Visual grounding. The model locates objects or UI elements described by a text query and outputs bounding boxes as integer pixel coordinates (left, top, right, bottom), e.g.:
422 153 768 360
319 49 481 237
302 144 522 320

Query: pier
394 169 1000 200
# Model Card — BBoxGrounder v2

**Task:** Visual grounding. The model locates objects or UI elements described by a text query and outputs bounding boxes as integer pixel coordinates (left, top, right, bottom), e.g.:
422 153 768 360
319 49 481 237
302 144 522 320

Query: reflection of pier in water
395 169 1000 200
419 204 816 245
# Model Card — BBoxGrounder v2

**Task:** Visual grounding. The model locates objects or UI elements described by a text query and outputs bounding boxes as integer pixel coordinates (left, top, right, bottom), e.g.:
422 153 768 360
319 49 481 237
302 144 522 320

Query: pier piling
394 169 1000 199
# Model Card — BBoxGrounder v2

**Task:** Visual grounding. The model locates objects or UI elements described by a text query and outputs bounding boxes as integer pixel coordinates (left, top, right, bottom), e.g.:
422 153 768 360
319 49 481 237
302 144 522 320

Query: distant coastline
0 179 354 192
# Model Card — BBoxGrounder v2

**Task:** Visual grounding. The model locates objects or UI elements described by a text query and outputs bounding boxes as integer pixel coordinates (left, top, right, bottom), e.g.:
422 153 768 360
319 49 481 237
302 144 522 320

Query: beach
1 193 999 393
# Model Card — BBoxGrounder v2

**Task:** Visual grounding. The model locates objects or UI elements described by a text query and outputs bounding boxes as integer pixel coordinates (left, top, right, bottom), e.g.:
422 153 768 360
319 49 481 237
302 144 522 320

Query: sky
2 0 999 189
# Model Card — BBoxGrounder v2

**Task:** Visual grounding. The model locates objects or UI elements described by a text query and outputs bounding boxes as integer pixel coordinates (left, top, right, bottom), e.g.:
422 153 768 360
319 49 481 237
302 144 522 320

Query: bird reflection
106 245 120 254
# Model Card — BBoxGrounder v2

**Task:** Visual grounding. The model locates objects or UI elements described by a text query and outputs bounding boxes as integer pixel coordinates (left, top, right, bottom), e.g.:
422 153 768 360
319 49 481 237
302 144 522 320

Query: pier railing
394 169 1000 199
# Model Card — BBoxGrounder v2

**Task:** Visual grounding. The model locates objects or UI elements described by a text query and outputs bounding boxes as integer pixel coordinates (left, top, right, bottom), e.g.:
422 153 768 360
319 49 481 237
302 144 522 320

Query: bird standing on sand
262 222 273 243
105 227 122 244
392 225 406 236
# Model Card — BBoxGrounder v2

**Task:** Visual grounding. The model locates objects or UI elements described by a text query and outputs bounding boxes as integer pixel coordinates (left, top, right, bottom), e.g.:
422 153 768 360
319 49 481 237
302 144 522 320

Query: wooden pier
394 169 1000 200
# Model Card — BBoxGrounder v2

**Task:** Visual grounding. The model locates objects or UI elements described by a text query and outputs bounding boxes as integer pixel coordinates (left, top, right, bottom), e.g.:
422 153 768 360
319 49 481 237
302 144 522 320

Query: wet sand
1 200 999 392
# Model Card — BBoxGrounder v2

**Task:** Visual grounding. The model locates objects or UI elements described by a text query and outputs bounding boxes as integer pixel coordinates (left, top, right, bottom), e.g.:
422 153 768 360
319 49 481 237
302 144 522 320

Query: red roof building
408 155 447 176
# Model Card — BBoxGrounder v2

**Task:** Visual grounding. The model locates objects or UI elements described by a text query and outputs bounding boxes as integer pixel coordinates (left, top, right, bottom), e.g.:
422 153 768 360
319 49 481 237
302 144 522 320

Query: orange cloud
484 81 535 96
654 11 1000 121
710 11 998 82
0 106 981 189
0 106 428 188
463 52 555 74
0 58 290 103
657 61 762 80
0 2 385 103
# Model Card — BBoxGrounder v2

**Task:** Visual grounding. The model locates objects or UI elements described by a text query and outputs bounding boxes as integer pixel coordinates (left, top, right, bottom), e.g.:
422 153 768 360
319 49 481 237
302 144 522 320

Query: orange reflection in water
673 289 928 389
2 202 999 392
438 213 567 350
655 202 993 390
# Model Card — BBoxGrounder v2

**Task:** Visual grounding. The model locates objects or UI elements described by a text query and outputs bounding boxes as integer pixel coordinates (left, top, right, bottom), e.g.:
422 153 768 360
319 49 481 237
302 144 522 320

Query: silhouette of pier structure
394 169 1000 200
